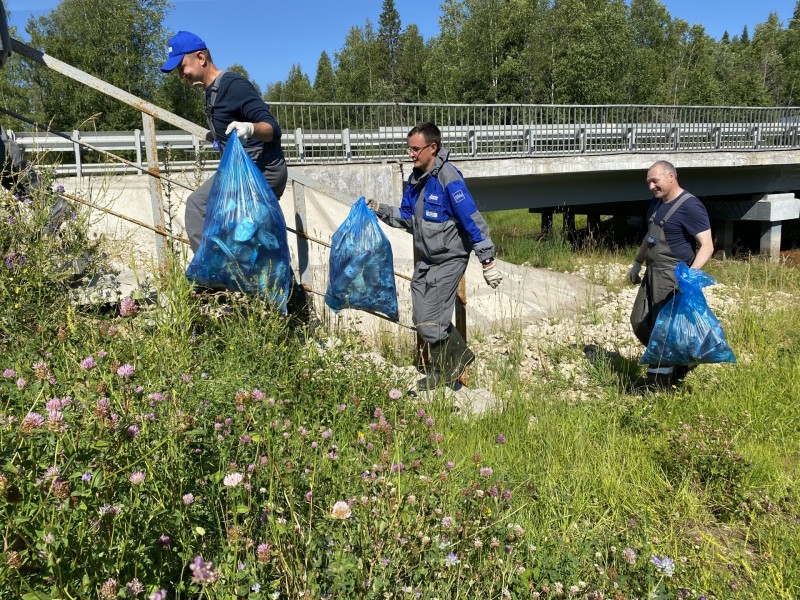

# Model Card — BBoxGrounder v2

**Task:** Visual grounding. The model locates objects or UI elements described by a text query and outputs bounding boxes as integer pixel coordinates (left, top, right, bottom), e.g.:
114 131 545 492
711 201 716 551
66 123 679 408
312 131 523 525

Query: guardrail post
625 126 636 151
295 127 305 163
469 129 477 157
712 126 721 150
343 127 352 162
525 126 533 154
753 126 761 149
671 126 679 151
577 127 587 153
291 179 311 293
141 113 169 270
72 130 82 178
134 129 142 175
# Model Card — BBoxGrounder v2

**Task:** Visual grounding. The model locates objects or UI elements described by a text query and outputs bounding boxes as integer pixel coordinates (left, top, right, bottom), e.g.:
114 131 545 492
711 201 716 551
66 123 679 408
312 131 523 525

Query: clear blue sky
6 0 798 90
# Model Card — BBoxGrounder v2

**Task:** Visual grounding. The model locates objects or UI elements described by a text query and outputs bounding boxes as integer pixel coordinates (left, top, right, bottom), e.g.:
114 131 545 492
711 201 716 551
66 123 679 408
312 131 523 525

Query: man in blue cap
162 31 312 322
160 30 288 251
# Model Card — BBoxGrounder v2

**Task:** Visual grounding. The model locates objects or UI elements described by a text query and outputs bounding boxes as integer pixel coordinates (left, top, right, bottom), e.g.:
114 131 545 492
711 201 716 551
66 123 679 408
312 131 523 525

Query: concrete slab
56 172 605 339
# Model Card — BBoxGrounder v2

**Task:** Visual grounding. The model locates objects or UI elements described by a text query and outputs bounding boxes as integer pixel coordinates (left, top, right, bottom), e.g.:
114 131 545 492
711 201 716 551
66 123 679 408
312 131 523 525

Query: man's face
177 51 205 87
646 167 674 200
407 132 437 172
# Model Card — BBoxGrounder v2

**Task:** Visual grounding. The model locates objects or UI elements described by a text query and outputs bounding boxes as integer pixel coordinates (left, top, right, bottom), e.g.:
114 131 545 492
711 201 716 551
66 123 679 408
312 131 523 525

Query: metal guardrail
10 104 800 175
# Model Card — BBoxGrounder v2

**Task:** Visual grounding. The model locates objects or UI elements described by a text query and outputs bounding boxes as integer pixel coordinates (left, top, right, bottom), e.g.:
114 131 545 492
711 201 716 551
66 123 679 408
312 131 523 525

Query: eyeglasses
408 142 433 155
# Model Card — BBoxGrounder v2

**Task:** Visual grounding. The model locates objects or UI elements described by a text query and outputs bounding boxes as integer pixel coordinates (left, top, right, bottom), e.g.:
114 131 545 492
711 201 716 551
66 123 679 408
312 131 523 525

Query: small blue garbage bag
640 262 736 366
325 197 399 321
186 134 291 313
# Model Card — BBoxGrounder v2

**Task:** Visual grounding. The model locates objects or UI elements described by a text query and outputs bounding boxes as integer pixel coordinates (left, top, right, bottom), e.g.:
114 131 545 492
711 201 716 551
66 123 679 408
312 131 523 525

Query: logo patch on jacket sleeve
425 210 438 219
452 189 465 204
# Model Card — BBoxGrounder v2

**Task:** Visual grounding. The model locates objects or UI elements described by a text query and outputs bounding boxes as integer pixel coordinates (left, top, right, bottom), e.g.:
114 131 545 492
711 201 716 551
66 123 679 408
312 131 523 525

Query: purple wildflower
495 433 507 444
651 554 675 577
182 493 194 505
444 552 460 567
126 578 145 597
2 368 16 378
127 425 140 438
479 466 493 478
21 412 45 432
117 364 135 378
119 297 138 317
129 471 146 485
80 356 96 370
189 555 219 584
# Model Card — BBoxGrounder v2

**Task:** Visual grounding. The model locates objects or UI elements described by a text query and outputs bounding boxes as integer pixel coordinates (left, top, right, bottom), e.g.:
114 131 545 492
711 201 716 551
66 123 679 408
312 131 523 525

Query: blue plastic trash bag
186 134 291 313
325 197 399 321
640 262 736 366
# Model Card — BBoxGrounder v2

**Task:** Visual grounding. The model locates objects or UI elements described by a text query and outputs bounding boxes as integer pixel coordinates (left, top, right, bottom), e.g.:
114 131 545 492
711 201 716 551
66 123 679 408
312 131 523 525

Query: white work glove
482 261 503 289
628 260 642 284
366 198 379 212
225 121 255 140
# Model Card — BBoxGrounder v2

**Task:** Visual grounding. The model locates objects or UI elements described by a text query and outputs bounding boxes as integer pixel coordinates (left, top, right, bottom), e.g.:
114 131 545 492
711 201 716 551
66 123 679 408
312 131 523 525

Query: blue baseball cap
160 31 207 72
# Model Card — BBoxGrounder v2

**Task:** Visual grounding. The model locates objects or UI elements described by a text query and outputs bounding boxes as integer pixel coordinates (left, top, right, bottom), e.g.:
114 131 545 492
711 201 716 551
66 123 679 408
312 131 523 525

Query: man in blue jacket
370 122 502 389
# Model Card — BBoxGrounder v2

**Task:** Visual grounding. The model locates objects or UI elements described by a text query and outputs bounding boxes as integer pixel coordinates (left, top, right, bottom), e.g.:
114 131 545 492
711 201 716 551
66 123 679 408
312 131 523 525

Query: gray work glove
482 261 503 289
366 197 379 212
628 260 642 284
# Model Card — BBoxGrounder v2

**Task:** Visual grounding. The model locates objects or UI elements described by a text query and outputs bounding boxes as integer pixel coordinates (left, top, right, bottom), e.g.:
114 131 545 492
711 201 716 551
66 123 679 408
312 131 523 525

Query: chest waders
630 193 692 350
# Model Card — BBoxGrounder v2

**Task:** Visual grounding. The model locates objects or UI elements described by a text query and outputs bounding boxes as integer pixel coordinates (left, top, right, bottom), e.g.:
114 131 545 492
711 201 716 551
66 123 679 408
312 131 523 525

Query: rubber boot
446 328 475 382
417 340 449 389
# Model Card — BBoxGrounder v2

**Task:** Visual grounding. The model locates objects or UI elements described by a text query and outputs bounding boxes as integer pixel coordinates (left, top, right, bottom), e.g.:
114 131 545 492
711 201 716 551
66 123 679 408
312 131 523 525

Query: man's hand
225 121 255 140
366 198 379 212
628 260 643 284
482 261 502 289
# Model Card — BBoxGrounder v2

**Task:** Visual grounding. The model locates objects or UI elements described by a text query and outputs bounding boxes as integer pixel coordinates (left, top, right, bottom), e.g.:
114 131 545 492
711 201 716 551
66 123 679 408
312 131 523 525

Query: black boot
632 371 675 394
446 328 475 382
417 340 449 389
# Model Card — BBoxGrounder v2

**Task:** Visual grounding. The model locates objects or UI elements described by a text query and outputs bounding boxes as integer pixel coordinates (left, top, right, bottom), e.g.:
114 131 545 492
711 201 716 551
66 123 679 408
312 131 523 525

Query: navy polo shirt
647 193 710 264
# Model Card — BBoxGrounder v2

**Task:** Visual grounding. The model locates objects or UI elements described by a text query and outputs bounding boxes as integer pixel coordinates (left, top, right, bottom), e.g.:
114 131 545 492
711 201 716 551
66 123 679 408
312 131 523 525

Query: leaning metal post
141 113 170 268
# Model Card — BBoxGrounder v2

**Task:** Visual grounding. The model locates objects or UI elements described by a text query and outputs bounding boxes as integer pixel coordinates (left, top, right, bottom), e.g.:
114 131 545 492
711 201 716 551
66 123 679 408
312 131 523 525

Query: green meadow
1 183 798 599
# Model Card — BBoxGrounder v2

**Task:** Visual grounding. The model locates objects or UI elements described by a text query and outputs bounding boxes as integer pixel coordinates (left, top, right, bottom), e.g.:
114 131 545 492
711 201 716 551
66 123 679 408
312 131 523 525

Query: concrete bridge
288 149 800 259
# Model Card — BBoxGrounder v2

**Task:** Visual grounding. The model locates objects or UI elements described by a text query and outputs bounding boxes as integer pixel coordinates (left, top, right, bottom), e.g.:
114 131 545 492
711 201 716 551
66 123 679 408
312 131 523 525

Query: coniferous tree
313 51 336 102
378 0 402 100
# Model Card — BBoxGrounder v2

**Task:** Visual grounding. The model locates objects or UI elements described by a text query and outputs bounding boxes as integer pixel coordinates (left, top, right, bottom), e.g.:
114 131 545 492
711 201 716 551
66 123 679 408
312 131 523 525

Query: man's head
407 121 441 172
646 160 680 201
160 31 214 87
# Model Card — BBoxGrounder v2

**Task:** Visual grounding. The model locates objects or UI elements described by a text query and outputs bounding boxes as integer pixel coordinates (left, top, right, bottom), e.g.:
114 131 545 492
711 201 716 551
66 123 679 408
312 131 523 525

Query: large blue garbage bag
640 262 736 366
186 134 291 313
325 197 399 321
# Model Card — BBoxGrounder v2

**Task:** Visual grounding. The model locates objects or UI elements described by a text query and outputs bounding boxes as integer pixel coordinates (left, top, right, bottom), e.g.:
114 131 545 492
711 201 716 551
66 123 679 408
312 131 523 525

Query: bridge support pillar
761 222 782 261
713 219 735 259
538 208 553 237
706 193 800 261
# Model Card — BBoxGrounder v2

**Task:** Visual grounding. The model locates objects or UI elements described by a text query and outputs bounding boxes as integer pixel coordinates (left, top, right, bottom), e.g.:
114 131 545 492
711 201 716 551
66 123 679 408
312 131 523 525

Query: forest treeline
2 0 800 133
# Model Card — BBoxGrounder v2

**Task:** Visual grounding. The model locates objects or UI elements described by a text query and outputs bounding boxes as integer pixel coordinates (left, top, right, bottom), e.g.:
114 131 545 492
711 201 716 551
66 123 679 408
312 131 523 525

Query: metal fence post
291 179 311 291
295 127 305 163
72 130 82 178
343 127 352 162
141 113 169 270
134 129 142 175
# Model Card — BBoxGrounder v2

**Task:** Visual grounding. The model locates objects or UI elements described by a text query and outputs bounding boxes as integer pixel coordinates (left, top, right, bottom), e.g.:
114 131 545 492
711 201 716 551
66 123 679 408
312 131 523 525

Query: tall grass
0 179 798 598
